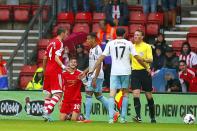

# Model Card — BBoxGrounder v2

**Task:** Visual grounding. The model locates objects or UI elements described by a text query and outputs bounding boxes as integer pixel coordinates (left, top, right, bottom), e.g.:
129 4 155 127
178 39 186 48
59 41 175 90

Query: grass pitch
0 120 196 131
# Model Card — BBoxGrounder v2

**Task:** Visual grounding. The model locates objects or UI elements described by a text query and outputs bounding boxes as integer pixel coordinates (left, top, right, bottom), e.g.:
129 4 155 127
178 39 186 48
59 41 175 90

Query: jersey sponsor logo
0 100 22 116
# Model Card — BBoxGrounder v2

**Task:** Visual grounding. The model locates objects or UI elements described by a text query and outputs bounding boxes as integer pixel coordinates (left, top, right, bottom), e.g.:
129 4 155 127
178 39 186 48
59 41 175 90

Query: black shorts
131 69 152 92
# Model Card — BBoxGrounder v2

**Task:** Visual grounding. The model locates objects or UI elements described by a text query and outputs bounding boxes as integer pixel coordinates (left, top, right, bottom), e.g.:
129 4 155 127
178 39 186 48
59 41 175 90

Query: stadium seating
32 5 49 22
57 12 74 24
19 76 33 89
13 5 31 22
188 27 197 33
92 23 100 32
146 23 159 36
37 39 50 50
147 12 164 26
19 65 37 89
0 5 11 22
129 12 146 24
52 23 71 36
72 23 90 34
129 24 145 36
75 12 92 24
92 12 105 23
128 5 143 13
171 40 186 51
37 49 45 64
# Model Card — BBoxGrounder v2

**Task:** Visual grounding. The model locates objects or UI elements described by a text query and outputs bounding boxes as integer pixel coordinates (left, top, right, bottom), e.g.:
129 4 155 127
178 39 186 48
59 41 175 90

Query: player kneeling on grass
59 57 84 121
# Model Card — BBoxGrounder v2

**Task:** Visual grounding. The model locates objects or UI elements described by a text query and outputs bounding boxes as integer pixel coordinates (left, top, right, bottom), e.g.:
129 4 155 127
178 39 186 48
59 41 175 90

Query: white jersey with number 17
102 39 137 75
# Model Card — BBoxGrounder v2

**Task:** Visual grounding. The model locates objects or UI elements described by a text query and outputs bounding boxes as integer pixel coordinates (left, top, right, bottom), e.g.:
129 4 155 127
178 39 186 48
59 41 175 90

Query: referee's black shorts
131 69 152 92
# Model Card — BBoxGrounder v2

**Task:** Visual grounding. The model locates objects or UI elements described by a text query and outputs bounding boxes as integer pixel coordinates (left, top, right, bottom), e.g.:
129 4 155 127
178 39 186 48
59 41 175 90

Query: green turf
0 120 196 131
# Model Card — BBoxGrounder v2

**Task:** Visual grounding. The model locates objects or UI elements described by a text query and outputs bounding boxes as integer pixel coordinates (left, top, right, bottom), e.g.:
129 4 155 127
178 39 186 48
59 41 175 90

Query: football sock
44 98 51 111
147 98 155 119
121 96 128 119
85 95 92 120
108 97 115 120
96 95 109 110
133 97 141 118
47 95 60 114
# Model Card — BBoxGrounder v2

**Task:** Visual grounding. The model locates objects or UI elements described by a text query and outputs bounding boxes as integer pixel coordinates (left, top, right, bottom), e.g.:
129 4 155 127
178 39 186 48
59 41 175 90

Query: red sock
46 95 60 114
44 98 50 111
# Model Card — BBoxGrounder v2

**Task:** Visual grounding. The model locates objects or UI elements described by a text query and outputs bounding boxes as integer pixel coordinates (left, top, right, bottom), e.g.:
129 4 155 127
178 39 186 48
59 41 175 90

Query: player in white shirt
89 28 148 123
82 33 119 123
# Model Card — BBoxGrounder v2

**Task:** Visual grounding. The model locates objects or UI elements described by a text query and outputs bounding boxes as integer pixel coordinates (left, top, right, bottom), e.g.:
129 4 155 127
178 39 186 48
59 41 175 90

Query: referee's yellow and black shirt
130 41 153 70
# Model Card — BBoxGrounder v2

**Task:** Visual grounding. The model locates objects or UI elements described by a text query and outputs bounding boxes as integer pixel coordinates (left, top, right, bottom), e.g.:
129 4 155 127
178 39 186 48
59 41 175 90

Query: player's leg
94 78 108 110
71 103 81 121
108 75 120 123
45 73 63 114
43 74 52 111
85 91 93 120
71 112 79 121
59 102 72 121
120 75 130 123
131 70 142 122
142 72 156 123
60 113 69 121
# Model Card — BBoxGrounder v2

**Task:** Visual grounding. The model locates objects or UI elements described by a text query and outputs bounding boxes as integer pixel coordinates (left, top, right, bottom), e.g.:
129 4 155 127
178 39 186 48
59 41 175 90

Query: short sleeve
102 42 110 56
147 45 153 60
130 42 137 56
55 41 63 56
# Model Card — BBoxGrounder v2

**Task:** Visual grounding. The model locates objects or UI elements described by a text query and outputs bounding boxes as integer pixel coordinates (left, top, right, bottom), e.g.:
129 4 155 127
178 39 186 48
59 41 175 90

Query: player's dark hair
136 29 145 36
57 27 67 35
88 32 97 39
69 56 77 61
116 28 125 37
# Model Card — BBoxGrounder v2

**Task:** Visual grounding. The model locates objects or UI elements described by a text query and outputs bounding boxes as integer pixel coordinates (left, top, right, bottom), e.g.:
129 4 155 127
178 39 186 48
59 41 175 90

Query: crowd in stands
0 0 196 93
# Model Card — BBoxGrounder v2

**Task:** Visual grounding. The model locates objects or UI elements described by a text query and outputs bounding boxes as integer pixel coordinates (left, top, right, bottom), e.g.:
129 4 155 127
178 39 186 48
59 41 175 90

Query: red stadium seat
189 27 197 33
129 24 145 36
128 5 143 13
75 12 92 24
92 12 105 23
92 23 100 32
37 49 45 64
13 5 31 22
117 26 129 38
146 23 159 36
72 23 90 34
171 40 186 51
147 13 164 26
57 12 74 24
52 23 71 36
187 37 197 52
32 5 49 22
37 39 50 50
0 5 11 22
129 12 146 24
19 76 33 89
20 65 37 76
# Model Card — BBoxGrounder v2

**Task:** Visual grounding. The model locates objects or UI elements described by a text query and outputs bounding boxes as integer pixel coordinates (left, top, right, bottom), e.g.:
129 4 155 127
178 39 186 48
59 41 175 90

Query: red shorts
43 72 63 94
60 102 81 114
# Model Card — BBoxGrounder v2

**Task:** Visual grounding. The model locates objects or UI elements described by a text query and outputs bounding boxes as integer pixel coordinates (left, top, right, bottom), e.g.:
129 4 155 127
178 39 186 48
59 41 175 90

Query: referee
130 30 156 123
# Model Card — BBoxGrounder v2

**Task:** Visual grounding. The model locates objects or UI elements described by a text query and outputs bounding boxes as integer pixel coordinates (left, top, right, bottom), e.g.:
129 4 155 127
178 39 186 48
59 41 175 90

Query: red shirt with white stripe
45 38 64 75
179 52 197 68
62 70 82 103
